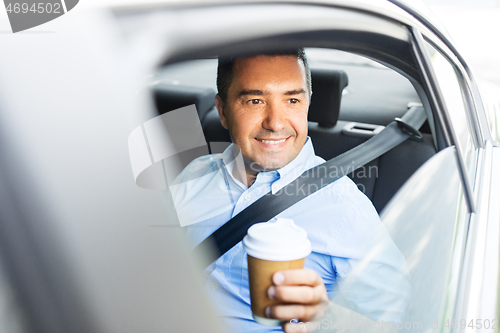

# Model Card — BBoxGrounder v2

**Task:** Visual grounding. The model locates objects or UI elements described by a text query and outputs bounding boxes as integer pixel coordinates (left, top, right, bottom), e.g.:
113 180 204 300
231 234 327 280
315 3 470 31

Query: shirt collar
220 144 247 189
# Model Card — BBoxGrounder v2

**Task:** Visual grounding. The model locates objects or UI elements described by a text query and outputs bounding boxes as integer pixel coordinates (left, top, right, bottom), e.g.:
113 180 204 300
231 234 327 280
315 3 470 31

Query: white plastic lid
242 218 311 261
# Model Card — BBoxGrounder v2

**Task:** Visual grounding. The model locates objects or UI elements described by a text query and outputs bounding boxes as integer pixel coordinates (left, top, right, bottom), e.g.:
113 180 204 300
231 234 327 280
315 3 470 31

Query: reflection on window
424 42 477 185
0 257 30 333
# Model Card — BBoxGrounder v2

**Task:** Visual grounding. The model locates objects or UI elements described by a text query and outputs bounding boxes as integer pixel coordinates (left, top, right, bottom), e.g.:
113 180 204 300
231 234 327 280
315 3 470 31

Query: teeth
258 138 287 144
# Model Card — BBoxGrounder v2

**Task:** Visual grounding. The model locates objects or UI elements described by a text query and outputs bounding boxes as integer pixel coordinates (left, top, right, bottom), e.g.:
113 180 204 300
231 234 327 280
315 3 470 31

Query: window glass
423 42 477 185
316 147 469 332
478 80 500 145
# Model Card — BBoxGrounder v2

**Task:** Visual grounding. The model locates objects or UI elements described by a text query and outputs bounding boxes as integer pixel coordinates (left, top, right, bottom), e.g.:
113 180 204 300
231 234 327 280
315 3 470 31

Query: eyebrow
237 89 265 98
284 89 306 96
237 88 306 98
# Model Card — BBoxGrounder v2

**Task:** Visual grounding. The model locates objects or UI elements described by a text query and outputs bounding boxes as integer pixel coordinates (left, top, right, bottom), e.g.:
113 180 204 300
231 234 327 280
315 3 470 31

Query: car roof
81 0 408 20
82 0 457 58
81 0 445 32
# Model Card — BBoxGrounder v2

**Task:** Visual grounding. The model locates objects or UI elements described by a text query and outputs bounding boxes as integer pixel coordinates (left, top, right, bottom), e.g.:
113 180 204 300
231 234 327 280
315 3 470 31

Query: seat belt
192 105 427 268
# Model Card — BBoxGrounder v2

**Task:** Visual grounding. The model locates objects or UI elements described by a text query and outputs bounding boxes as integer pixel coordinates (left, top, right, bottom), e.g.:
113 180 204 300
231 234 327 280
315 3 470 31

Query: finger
269 285 325 304
273 269 323 287
267 303 324 322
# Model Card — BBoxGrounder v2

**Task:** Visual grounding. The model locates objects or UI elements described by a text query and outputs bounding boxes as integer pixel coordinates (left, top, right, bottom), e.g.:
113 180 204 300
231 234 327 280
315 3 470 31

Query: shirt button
210 282 218 289
272 184 279 191
219 271 225 277
245 194 251 201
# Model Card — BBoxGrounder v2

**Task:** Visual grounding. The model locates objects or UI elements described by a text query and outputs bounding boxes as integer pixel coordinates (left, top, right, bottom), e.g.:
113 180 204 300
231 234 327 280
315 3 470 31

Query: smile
256 138 288 145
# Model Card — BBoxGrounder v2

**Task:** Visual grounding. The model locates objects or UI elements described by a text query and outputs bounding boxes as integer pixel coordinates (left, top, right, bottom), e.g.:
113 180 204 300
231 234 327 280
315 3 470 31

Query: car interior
152 48 437 213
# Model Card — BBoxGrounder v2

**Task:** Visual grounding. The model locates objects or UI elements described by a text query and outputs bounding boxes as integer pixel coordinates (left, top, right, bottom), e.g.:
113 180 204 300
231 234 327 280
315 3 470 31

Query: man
171 49 410 332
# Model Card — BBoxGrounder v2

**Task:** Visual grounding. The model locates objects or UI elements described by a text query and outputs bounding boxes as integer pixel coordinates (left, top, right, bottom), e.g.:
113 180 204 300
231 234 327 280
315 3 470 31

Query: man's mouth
255 137 288 145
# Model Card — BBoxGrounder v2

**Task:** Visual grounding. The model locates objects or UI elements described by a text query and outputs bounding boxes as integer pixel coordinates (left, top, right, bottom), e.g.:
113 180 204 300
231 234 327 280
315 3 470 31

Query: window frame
409 27 476 213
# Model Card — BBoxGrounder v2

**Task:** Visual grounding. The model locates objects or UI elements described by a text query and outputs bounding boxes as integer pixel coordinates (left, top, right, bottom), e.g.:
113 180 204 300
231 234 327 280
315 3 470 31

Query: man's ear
215 94 228 129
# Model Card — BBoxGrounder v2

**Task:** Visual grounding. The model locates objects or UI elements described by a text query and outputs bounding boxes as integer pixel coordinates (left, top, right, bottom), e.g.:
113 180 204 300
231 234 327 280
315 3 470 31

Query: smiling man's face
215 55 310 175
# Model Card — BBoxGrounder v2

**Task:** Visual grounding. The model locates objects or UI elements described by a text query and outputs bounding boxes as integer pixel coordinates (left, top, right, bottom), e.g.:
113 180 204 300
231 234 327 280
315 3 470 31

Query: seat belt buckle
395 117 424 142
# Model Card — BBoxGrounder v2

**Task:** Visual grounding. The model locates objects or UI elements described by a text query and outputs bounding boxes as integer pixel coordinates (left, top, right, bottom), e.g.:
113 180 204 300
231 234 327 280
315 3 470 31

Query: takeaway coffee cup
243 218 311 326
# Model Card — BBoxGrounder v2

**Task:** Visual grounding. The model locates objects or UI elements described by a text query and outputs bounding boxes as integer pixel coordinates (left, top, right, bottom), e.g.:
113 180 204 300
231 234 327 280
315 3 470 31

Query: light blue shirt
171 138 411 332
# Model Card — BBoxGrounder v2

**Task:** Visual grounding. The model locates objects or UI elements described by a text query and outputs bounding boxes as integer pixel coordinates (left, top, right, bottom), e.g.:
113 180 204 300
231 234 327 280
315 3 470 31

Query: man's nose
262 101 286 132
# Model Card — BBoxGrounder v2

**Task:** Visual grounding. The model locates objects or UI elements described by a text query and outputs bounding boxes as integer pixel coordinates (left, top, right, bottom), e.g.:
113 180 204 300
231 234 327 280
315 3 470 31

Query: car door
383 26 499 331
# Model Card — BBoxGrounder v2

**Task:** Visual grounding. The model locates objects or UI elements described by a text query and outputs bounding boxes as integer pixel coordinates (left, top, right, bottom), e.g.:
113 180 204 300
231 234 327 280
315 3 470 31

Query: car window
422 41 478 185
478 80 500 145
380 146 470 329
316 146 470 332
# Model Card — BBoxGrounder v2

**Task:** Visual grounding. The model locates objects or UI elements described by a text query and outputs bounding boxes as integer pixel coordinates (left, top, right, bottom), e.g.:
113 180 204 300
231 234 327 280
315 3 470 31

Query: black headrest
153 84 216 122
308 68 348 127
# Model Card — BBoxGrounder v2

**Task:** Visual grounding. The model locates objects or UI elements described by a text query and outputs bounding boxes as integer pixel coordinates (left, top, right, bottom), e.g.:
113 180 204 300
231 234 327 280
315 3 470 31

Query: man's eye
289 98 299 104
248 99 262 105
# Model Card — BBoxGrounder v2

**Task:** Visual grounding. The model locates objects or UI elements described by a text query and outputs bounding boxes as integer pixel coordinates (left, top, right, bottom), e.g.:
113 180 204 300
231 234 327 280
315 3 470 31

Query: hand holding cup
267 269 329 332
243 218 314 327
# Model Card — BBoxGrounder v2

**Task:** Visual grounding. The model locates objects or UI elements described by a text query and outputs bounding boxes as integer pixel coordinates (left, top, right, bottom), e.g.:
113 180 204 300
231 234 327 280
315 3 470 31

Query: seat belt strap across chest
192 105 427 268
